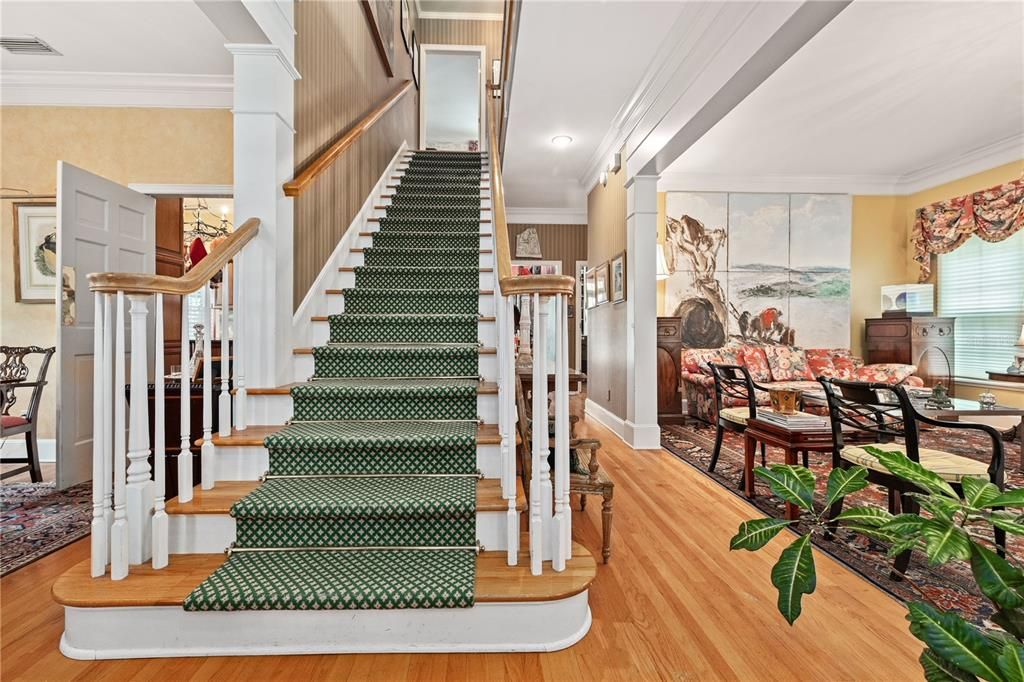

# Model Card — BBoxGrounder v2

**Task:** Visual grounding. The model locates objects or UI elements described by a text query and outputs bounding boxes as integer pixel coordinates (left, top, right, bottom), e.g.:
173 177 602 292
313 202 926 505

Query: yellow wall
0 106 233 439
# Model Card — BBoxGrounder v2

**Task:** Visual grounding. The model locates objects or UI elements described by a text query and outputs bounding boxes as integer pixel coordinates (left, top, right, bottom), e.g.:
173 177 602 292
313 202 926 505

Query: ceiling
416 0 503 20
0 1 232 74
502 0 686 212
662 1 1024 189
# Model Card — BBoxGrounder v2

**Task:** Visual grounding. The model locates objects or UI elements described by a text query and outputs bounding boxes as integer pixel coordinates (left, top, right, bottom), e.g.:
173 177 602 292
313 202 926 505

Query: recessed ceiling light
551 135 573 147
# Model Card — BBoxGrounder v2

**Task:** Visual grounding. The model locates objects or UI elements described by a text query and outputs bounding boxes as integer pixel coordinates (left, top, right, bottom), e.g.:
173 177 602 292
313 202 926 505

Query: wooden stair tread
51 541 594 608
292 346 497 355
167 476 524 515
202 420 504 449
325 288 495 295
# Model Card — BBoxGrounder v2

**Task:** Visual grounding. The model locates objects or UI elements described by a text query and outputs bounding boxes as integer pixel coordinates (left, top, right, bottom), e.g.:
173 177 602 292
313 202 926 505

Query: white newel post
218 269 231 437
90 293 107 577
624 174 661 449
125 295 153 564
228 44 299 389
552 293 570 570
152 294 168 569
110 292 129 580
102 295 114 535
178 294 193 503
201 283 215 489
503 295 519 566
234 256 247 430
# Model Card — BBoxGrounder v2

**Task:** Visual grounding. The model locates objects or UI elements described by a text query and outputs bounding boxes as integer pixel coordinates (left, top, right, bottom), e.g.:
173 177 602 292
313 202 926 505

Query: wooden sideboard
657 316 685 424
865 316 955 390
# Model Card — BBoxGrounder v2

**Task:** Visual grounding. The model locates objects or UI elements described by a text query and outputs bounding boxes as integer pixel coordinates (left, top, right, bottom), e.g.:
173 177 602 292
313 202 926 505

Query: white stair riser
292 351 498 383
60 593 590 658
213 443 502 481
310 318 496 346
245 391 499 426
168 508 514 554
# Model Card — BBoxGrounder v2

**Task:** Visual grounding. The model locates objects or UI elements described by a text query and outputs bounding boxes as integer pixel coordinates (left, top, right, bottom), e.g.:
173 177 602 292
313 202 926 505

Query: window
938 231 1024 380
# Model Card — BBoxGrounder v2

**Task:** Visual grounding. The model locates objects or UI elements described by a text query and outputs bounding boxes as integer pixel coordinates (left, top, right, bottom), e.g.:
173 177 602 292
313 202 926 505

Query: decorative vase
769 388 801 415
978 392 997 409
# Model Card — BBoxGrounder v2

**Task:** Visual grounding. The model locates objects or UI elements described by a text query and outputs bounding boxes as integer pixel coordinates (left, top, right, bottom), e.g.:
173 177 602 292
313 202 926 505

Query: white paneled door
56 162 155 489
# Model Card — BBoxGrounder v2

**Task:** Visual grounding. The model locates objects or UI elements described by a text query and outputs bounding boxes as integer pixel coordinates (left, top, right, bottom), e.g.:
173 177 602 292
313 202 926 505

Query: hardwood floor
1 418 922 680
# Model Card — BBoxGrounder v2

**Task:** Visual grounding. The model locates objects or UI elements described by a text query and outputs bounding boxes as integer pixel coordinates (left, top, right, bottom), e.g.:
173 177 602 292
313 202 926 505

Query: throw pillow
805 348 838 378
740 345 772 382
830 350 862 380
697 348 740 376
854 364 918 385
763 346 815 382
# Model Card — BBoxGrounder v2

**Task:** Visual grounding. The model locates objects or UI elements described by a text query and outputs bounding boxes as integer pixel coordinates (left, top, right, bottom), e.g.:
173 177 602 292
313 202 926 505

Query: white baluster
201 283 215 489
218 269 231 437
537 297 553 561
90 293 107 577
517 294 533 369
530 293 548 574
152 293 168 569
504 295 518 566
103 295 114 536
125 295 153 565
110 292 129 580
560 293 572 565
178 293 193 503
552 293 568 571
234 256 247 431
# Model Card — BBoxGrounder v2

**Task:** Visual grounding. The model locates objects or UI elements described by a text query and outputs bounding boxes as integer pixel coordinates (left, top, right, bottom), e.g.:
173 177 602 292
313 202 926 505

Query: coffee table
742 418 837 520
916 397 1024 473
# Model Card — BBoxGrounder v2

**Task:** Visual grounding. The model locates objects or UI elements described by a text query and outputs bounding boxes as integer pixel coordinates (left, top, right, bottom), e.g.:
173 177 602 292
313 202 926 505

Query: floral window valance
912 176 1024 281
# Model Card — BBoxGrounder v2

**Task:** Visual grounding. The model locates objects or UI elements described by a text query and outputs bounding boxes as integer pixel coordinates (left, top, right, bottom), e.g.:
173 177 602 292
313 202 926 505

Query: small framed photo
594 261 609 306
400 0 412 56
610 251 626 303
411 31 420 89
585 269 597 309
13 202 58 303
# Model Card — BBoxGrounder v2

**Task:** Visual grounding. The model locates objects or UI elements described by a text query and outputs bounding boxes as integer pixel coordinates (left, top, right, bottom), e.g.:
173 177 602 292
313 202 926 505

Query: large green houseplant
730 446 1024 681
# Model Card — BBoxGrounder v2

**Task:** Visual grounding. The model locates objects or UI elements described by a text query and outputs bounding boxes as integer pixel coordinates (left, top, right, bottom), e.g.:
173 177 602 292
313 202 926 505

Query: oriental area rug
1 482 92 576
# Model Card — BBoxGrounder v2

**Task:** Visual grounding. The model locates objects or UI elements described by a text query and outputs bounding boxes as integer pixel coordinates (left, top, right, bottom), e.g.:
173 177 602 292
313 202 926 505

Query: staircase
56 149 595 658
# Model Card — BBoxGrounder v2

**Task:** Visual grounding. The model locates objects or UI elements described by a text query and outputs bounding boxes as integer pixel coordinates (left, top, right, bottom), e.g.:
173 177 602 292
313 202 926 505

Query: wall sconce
608 152 622 174
656 243 670 280
600 171 608 187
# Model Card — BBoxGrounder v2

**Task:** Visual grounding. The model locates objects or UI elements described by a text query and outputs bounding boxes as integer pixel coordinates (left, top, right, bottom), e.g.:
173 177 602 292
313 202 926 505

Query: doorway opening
419 45 486 152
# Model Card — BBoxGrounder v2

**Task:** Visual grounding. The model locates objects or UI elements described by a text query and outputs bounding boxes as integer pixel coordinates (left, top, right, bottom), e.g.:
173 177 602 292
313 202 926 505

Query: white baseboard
291 140 410 346
0 437 56 463
624 421 662 450
584 399 626 442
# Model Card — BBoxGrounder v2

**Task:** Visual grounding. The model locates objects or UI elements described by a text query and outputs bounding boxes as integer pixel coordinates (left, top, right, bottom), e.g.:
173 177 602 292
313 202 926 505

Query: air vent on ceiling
0 36 62 56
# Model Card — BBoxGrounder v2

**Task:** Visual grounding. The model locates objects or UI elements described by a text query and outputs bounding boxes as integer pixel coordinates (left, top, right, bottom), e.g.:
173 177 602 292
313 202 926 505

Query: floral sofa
680 344 924 423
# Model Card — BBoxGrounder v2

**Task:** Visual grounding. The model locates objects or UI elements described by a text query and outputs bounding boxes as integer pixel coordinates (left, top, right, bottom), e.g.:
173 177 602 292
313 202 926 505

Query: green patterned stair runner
184 151 487 612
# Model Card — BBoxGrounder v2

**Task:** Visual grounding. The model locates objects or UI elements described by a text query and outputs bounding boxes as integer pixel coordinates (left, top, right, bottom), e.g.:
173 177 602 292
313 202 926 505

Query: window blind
938 230 1024 379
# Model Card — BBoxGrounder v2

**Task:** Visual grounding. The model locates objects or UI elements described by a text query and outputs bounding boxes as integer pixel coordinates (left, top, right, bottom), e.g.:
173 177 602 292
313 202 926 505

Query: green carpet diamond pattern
183 150 486 612
183 550 476 611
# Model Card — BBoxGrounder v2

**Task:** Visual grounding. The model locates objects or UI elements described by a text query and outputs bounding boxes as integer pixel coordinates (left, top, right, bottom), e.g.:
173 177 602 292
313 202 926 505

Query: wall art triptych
663 192 851 349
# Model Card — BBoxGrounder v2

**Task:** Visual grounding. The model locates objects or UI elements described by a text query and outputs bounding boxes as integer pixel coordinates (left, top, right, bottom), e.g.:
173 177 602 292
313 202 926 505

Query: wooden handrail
88 218 260 295
283 81 414 198
488 94 574 298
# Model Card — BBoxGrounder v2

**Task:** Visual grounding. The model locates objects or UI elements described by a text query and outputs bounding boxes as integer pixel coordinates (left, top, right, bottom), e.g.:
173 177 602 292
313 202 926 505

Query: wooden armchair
515 377 614 563
1 345 56 482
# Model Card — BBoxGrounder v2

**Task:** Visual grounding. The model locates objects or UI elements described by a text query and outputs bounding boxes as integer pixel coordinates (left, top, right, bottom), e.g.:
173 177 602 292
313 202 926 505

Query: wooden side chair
820 377 1005 578
515 377 614 563
1 345 56 482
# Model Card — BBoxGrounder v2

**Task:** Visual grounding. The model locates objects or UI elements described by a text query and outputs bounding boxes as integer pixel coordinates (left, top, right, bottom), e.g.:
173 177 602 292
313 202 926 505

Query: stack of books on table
758 409 830 431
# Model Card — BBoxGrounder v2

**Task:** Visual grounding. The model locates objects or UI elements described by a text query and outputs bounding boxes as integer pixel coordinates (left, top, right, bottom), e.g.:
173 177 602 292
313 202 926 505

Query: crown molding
127 184 233 197
506 207 587 225
0 70 233 108
658 134 1024 196
418 10 503 21
225 43 300 80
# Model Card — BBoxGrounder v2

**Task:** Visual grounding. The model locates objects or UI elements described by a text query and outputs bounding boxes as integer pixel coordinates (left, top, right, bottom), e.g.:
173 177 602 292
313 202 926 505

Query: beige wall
586 167 628 420
417 18 503 69
0 105 233 439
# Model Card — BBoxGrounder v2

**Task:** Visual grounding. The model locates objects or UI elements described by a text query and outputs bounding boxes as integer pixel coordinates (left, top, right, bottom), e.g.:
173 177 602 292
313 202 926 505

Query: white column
90 293 107 577
228 44 299 389
623 174 661 449
125 295 153 565
552 294 569 571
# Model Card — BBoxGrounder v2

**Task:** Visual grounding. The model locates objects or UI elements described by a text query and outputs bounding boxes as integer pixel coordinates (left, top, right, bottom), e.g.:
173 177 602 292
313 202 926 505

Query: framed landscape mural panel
662 191 851 349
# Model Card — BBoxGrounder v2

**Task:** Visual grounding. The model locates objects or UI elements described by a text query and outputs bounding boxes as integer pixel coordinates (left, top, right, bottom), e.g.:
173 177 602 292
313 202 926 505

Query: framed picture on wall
361 0 396 77
585 269 597 309
610 251 626 303
13 202 58 303
400 0 412 56
411 31 420 89
594 261 609 306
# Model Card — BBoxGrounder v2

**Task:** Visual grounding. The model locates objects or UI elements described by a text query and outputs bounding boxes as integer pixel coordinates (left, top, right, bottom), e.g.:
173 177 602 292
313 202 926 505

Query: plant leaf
883 513 930 536
834 506 894 528
907 602 1005 681
770 535 816 625
754 465 815 511
912 493 964 523
984 489 1024 509
920 648 981 682
825 466 869 508
970 543 1024 610
990 513 1024 537
730 518 794 551
993 608 1024 641
863 446 959 499
998 642 1024 682
921 519 972 565
963 478 1002 509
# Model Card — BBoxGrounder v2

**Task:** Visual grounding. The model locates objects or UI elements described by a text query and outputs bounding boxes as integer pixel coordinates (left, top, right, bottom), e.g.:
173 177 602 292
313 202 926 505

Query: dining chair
1 346 56 482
